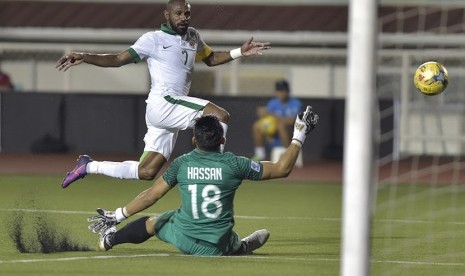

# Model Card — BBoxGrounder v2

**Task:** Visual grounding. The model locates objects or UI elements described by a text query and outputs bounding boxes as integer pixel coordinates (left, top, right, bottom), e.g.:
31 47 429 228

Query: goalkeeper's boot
98 227 116 251
61 155 93 188
241 229 270 254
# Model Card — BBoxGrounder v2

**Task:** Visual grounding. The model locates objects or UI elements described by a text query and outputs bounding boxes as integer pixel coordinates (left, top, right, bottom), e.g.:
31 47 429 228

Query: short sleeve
195 45 212 61
232 156 263 180
266 99 277 113
192 28 212 61
129 32 155 62
162 157 181 187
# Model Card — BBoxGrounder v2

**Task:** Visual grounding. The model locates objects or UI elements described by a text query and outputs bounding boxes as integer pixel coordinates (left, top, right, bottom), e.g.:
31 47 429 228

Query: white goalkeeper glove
292 105 319 147
87 207 127 234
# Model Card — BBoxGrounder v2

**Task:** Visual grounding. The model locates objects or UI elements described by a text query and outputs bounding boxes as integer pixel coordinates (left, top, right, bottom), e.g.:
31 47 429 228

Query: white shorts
143 95 210 160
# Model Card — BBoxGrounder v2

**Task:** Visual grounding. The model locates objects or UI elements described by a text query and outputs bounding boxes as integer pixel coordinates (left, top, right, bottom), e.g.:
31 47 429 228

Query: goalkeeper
88 106 318 256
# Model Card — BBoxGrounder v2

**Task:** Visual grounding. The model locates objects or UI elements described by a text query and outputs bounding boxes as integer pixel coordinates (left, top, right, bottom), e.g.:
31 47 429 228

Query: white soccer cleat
98 226 116 251
241 229 270 254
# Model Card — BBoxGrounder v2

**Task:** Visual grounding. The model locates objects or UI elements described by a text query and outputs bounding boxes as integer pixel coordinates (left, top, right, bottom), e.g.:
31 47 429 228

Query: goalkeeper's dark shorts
154 210 242 256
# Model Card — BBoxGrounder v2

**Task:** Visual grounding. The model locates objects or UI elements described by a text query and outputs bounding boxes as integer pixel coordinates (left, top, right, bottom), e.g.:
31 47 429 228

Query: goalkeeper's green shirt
162 149 263 244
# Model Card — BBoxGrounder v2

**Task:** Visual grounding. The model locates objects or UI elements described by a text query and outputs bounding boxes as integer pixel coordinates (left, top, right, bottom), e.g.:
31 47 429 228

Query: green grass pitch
0 174 464 275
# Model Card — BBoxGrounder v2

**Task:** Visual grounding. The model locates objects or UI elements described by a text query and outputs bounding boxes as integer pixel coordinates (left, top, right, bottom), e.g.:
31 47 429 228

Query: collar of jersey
161 23 177 35
194 148 221 155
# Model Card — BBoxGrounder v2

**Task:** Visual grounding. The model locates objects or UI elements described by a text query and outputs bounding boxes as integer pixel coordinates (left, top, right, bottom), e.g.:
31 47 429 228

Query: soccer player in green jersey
88 106 318 256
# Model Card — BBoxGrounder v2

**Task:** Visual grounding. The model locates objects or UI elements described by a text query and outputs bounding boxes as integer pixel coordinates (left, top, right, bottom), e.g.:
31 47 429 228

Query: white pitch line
371 259 465 266
0 253 170 264
0 208 96 215
2 208 465 225
0 208 321 221
0 253 463 267
0 253 336 265
377 218 465 225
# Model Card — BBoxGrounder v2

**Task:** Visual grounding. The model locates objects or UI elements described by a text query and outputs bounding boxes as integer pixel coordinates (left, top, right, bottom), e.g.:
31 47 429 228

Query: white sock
220 122 228 153
254 147 266 160
87 161 139 180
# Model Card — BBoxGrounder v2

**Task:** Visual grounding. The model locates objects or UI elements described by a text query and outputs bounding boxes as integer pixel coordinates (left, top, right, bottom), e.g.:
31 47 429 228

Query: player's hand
56 52 84 72
87 208 123 234
240 37 271 57
292 106 319 146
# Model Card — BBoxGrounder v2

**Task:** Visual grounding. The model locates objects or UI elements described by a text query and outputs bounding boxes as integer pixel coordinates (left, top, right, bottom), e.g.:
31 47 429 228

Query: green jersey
162 149 263 244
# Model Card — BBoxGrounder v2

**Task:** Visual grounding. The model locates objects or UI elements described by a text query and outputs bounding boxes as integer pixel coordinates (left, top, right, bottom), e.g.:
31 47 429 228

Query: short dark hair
194 115 224 151
275 80 290 92
166 0 189 11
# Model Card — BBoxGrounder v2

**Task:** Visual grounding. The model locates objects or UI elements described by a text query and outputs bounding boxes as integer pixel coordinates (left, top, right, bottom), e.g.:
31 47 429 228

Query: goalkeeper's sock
220 122 228 153
113 216 152 245
87 160 139 179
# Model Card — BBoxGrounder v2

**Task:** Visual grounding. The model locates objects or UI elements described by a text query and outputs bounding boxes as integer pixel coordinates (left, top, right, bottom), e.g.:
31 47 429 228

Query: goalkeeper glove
292 105 319 147
87 207 127 234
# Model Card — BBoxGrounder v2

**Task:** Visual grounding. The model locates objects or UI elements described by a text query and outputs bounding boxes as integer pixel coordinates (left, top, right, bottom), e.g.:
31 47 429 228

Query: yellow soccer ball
259 115 278 136
413 61 449 96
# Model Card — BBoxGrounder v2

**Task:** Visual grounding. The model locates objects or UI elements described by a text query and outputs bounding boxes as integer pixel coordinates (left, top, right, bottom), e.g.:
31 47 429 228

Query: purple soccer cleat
61 155 93 188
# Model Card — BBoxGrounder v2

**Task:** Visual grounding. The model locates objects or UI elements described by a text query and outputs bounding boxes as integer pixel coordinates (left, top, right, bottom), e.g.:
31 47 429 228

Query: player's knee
137 153 166 180
138 167 158 180
215 108 230 123
205 103 230 123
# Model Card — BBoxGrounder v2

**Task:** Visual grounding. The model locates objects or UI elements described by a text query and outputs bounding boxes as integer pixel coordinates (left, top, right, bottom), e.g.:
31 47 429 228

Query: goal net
371 4 465 275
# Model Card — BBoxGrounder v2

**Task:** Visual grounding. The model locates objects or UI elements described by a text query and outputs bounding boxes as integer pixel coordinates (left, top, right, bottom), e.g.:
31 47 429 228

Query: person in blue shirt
252 80 302 161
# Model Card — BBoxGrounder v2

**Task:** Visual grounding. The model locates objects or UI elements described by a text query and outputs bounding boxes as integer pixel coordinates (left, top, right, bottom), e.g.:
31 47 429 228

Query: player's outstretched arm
202 37 271 67
260 106 319 180
88 177 172 233
124 177 172 216
56 49 135 72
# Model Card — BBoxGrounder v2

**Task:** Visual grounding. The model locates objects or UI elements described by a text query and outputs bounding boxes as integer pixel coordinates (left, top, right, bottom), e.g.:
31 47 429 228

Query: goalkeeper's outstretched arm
260 106 318 180
124 177 172 217
87 178 171 234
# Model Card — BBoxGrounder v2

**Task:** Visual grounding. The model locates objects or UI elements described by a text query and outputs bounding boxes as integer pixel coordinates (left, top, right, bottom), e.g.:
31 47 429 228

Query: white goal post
341 0 379 275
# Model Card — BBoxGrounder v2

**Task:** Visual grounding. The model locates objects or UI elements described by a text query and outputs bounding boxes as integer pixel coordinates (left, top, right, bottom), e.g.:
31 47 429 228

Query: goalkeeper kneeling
88 106 318 256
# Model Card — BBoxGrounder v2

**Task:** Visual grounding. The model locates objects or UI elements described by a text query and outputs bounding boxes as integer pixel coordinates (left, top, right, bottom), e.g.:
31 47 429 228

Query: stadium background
1 0 464 160
0 1 436 160
1 1 464 160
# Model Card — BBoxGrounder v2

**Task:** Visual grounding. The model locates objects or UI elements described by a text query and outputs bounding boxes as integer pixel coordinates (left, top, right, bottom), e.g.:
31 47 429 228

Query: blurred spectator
252 79 302 160
0 64 14 92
